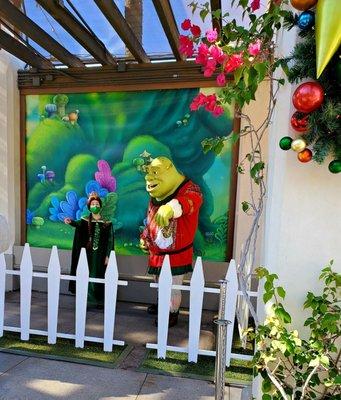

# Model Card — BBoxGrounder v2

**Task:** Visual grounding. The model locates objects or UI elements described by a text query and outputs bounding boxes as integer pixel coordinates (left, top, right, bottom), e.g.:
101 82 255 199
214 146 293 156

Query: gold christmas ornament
291 138 307 152
316 0 341 78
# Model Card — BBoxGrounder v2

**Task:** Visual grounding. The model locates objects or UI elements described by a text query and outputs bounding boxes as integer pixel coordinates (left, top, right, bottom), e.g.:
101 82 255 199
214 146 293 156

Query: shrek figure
140 157 203 327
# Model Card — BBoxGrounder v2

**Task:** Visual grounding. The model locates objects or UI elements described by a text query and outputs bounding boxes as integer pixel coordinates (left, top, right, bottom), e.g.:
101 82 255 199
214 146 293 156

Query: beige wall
233 80 269 265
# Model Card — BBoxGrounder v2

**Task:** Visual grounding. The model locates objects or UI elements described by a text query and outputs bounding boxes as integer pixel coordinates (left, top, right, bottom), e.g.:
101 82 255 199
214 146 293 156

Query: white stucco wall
261 24 341 332
0 50 22 252
0 50 23 290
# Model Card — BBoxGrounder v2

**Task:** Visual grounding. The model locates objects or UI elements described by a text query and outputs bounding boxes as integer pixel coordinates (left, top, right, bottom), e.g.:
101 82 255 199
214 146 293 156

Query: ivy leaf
243 68 250 87
309 357 320 367
199 8 209 22
320 355 329 367
242 201 250 213
277 286 286 299
234 67 244 85
229 131 240 144
263 290 274 304
213 140 224 155
262 378 272 393
275 305 291 323
254 62 267 83
250 161 265 183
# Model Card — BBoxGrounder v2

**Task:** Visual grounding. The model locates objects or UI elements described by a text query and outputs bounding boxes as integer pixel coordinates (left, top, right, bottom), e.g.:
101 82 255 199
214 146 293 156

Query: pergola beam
0 28 53 69
0 0 84 68
210 0 222 33
94 0 149 63
36 0 116 66
152 0 185 61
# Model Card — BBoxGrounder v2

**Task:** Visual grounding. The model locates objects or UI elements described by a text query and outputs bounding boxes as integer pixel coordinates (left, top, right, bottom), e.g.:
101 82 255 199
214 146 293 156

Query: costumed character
140 157 203 327
64 192 114 307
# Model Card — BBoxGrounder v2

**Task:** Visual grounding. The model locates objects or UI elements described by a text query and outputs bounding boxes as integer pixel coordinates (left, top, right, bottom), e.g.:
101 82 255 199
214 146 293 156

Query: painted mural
25 88 235 261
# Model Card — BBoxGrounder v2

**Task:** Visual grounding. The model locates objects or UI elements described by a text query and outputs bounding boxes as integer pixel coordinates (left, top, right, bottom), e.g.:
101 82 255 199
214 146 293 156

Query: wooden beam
0 28 53 69
152 0 185 61
210 0 222 33
94 0 149 63
17 61 231 91
0 0 84 67
36 0 116 66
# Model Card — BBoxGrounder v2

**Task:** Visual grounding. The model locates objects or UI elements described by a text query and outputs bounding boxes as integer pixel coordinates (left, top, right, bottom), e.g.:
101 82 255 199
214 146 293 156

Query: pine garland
287 29 341 164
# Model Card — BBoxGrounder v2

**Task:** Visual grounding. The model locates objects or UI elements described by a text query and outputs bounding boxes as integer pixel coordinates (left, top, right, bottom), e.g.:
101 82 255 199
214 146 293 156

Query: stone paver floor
0 291 247 399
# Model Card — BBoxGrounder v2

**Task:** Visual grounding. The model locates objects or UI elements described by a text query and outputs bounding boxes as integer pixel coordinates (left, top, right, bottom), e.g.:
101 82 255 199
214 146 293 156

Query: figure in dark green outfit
64 192 114 307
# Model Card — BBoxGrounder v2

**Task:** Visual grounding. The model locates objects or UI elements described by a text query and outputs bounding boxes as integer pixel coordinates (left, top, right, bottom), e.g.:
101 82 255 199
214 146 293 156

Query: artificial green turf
141 350 253 383
0 332 126 366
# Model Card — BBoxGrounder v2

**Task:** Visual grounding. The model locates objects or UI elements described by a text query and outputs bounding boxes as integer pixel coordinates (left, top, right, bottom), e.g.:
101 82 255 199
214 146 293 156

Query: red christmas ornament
297 148 313 163
292 82 324 113
290 0 317 11
290 111 309 132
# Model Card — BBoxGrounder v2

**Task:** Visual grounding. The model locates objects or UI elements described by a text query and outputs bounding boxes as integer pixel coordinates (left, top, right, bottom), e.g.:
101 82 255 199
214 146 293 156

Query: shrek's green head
145 157 185 201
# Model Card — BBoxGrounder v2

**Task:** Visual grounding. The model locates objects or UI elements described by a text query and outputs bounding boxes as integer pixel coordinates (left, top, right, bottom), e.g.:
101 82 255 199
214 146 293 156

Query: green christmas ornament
328 159 341 173
279 136 293 150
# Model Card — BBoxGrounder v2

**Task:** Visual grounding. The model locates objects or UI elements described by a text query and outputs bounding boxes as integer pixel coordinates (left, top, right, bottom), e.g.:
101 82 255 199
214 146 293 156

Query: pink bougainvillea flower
212 105 224 117
190 92 208 111
195 43 209 65
181 19 192 30
179 35 194 57
250 0 260 11
209 45 226 65
216 73 226 87
203 59 217 77
206 28 218 43
248 39 262 56
190 24 201 37
205 94 218 112
224 53 243 73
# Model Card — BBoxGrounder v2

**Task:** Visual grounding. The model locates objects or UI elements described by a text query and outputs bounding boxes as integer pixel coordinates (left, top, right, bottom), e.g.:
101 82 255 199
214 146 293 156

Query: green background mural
25 88 234 261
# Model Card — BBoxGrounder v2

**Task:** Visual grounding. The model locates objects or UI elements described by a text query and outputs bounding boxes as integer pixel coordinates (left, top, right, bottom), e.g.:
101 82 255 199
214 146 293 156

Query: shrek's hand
139 238 149 254
155 204 174 227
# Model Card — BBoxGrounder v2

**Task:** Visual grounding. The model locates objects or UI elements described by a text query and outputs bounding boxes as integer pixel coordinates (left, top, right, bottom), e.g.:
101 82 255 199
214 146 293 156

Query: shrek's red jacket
141 179 203 276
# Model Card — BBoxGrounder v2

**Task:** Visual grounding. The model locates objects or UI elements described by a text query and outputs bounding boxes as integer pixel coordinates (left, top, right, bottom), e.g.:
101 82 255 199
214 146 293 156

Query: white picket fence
0 245 258 364
0 243 127 351
146 255 258 366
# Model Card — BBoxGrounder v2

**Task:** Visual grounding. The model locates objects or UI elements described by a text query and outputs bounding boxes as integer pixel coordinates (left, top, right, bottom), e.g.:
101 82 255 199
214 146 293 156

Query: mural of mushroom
68 110 79 125
53 94 69 118
45 103 57 118
45 170 55 182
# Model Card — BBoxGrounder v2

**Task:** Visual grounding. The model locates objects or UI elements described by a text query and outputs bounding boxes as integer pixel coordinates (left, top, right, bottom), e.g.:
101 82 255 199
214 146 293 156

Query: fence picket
47 246 61 344
157 255 172 359
0 253 6 337
20 243 33 341
224 260 239 367
188 257 205 362
75 248 89 348
103 251 118 352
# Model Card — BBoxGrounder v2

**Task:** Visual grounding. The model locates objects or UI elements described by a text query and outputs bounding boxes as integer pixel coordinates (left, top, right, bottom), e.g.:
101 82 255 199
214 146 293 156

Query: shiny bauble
279 136 293 150
292 82 324 113
290 0 317 11
297 148 312 162
297 10 315 30
328 160 341 173
290 111 309 132
291 138 307 152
